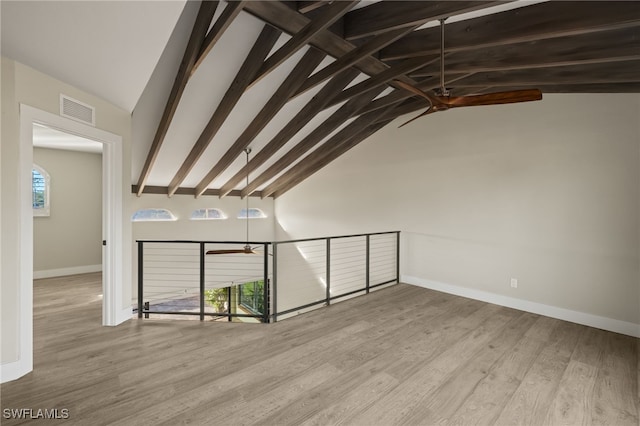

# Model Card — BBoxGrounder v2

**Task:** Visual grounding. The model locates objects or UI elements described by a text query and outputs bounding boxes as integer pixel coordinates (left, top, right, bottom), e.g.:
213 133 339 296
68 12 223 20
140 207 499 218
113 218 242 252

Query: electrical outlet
510 278 518 288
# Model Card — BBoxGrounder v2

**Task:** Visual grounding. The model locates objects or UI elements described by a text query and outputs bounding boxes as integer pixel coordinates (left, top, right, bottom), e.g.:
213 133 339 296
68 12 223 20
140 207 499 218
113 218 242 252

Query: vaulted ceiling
4 1 640 199
135 0 640 199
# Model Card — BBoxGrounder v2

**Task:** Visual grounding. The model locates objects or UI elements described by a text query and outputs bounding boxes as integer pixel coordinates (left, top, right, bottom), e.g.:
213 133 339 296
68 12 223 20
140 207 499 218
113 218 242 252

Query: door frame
14 104 127 379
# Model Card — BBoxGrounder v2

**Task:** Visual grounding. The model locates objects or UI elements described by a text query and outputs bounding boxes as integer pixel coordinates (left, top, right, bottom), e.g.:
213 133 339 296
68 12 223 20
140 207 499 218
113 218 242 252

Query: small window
237 208 267 219
33 164 50 217
131 208 177 222
190 208 227 220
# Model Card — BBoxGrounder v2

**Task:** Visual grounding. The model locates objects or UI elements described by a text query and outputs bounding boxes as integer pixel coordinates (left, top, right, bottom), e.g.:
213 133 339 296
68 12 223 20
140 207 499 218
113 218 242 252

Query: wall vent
60 94 95 126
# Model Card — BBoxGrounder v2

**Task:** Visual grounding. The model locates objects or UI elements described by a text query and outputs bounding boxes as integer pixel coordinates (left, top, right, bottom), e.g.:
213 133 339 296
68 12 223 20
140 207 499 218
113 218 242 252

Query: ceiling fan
396 18 542 128
207 148 260 255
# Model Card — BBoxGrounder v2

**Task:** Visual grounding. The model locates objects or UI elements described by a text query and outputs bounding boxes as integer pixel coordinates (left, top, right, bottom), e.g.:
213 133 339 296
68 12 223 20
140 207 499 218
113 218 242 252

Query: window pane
33 164 50 216
237 208 267 219
131 208 177 222
190 208 227 220
32 169 46 209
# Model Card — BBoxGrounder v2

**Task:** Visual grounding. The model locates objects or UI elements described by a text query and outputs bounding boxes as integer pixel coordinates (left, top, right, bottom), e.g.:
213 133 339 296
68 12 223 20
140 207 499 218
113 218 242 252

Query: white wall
275 93 640 335
131 193 275 242
1 57 132 369
131 193 275 304
33 148 102 276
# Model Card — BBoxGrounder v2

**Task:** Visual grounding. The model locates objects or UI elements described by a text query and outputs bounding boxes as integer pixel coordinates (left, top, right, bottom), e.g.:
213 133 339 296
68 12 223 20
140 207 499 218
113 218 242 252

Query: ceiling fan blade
393 80 440 105
447 89 542 108
206 249 250 255
398 107 434 128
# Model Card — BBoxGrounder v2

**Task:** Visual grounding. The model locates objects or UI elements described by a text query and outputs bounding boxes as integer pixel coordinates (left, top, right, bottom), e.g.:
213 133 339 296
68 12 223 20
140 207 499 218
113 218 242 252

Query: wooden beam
242 1 421 87
166 25 281 197
132 185 268 198
135 0 218 196
193 48 326 198
273 119 394 198
216 68 360 198
342 0 506 40
380 1 640 61
291 24 421 99
297 1 329 14
326 55 439 109
264 109 396 198
410 27 640 77
240 85 390 198
357 72 475 115
249 0 357 89
192 1 246 74
449 59 640 88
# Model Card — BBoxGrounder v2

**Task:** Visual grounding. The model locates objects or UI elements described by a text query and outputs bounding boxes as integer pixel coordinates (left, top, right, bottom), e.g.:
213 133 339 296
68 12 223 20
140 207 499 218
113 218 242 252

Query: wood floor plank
494 319 584 425
544 360 599 425
1 273 637 426
591 331 639 425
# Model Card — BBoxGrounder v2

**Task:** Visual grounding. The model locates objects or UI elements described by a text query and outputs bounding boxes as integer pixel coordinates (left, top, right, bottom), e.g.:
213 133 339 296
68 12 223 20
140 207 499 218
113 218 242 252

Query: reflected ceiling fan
207 148 260 255
396 18 542 128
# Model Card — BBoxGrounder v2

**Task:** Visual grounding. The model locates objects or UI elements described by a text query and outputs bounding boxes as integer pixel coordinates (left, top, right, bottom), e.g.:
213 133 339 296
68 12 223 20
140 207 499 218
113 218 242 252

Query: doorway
15 104 127 379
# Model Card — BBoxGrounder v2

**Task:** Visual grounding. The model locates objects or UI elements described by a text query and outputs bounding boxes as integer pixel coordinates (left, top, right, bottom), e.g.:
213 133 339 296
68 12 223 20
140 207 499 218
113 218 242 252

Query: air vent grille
60 94 95 126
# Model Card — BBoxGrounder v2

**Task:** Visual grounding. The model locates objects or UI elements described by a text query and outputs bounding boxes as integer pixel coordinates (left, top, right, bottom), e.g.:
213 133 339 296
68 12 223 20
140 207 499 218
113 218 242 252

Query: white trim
402 275 640 338
116 307 133 325
7 104 127 384
0 359 31 383
33 264 102 280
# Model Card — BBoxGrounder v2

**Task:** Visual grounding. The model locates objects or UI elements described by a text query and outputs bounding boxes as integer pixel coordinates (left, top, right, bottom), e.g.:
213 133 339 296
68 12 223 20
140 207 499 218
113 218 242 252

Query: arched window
190 208 227 220
237 208 267 219
32 164 50 217
131 208 177 222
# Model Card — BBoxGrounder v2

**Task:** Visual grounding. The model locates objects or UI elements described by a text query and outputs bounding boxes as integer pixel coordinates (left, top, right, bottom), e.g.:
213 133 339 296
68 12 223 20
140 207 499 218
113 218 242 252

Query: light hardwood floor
1 273 638 425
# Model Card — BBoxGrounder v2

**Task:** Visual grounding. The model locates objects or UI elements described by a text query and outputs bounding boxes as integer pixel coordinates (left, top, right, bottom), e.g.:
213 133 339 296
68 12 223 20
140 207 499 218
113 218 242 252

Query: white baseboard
34 264 102 279
1 358 31 383
115 307 133 325
402 275 640 338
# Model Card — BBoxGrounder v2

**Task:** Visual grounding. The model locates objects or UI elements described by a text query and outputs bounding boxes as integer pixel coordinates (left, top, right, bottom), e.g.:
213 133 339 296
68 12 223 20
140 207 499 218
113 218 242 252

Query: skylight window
131 208 177 222
190 208 227 220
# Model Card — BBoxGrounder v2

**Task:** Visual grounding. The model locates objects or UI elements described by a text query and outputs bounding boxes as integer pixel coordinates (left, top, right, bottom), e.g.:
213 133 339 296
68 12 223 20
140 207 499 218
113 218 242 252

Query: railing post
263 243 270 323
365 234 370 294
326 238 331 305
227 286 232 322
199 242 205 321
137 241 143 319
396 231 401 283
272 242 278 323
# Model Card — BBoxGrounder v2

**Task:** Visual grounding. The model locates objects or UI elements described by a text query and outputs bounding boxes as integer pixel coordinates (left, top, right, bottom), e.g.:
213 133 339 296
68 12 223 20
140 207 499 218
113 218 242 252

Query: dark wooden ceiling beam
135 0 219 196
327 55 439 109
342 0 508 41
217 68 361 198
193 48 326 198
410 27 640 77
380 1 640 61
249 1 357 89
297 1 329 14
132 185 267 198
356 72 474 115
242 1 419 86
265 107 397 198
291 25 421 99
166 25 281 197
192 1 246 73
449 59 640 88
241 85 391 198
